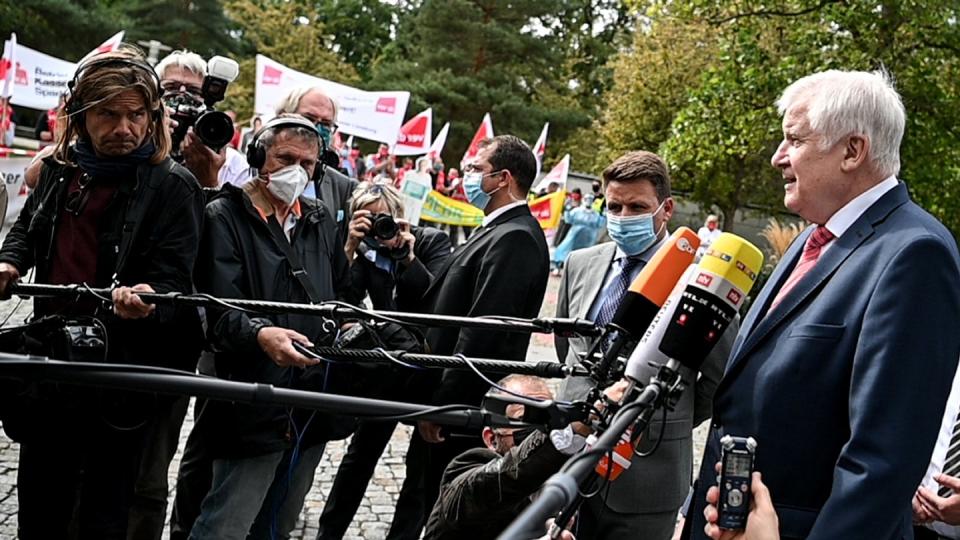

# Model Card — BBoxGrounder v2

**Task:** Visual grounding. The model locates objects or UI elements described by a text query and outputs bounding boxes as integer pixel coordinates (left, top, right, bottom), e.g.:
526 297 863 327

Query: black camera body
370 213 399 240
167 56 240 159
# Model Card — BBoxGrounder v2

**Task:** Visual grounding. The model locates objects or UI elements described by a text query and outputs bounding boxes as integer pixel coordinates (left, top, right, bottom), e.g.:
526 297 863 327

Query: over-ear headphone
64 56 163 122
246 115 327 182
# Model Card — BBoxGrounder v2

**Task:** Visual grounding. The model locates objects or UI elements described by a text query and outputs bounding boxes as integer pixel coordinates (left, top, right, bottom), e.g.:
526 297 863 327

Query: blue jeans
188 442 326 540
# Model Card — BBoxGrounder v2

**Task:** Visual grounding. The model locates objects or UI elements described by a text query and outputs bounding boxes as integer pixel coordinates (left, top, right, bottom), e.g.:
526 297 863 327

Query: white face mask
264 164 310 206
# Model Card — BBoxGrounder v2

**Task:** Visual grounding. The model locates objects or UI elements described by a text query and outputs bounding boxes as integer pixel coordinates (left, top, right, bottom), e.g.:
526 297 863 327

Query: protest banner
2 32 125 111
0 156 31 229
533 122 548 178
427 122 449 161
254 54 409 146
420 190 484 227
531 153 570 195
399 171 433 225
528 189 566 230
394 108 432 156
461 112 493 166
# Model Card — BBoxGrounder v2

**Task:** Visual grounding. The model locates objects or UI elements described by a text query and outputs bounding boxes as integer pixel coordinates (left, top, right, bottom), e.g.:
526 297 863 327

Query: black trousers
317 420 399 539
168 399 214 540
17 425 144 540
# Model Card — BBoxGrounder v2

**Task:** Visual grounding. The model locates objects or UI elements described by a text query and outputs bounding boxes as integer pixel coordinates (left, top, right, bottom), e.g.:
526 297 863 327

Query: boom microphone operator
586 227 700 385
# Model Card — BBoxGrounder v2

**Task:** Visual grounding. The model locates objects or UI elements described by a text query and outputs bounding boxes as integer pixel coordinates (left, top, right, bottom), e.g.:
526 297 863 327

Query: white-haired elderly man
157 50 250 188
681 69 960 540
275 86 358 245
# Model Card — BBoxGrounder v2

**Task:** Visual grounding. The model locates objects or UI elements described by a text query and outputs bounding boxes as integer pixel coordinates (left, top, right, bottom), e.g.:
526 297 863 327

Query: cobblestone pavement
0 275 708 540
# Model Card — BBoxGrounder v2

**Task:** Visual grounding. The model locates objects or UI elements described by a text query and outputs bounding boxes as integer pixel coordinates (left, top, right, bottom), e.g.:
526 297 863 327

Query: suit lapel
422 205 528 297
725 183 910 374
577 243 617 319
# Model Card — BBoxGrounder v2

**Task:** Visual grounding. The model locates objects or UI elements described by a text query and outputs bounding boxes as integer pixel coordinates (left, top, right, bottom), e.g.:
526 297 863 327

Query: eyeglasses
160 80 203 97
64 174 94 217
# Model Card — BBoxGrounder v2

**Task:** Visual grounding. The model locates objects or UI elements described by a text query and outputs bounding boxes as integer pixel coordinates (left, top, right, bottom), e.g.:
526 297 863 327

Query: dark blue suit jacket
687 183 960 539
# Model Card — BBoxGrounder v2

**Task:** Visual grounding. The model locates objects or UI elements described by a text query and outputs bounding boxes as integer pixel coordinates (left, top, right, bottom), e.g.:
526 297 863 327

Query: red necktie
770 226 835 310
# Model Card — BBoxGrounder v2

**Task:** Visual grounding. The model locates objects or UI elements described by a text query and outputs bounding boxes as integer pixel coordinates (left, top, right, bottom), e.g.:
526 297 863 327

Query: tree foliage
117 0 240 58
0 0 128 61
599 0 960 234
220 0 360 122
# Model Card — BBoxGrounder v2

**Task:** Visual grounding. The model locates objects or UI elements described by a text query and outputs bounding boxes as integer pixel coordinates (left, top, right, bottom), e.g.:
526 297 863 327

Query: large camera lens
194 110 235 151
371 213 399 240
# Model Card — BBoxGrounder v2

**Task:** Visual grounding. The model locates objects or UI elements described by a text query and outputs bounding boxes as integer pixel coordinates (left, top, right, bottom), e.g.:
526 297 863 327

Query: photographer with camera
156 50 243 188
0 47 205 540
316 181 451 538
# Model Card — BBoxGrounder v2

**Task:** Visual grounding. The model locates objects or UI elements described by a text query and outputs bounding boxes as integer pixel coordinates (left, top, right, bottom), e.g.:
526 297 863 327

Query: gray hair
275 86 339 122
155 50 206 79
776 69 906 178
258 114 320 153
350 181 404 218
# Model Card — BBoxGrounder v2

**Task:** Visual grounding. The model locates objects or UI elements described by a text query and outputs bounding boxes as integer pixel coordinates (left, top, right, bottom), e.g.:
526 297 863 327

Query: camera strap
264 218 323 304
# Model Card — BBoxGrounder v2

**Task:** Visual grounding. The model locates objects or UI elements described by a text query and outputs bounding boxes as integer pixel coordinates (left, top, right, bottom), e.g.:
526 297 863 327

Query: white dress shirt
820 175 898 254
920 360 960 538
482 200 527 227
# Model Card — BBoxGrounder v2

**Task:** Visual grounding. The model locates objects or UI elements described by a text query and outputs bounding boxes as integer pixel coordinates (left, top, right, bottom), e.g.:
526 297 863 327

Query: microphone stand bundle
0 282 598 433
497 232 765 540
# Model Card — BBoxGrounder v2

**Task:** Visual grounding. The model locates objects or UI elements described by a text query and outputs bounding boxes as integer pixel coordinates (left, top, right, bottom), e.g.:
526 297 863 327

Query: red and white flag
532 154 570 194
461 112 493 166
533 122 549 177
394 108 433 156
427 122 449 161
78 31 126 64
0 33 16 99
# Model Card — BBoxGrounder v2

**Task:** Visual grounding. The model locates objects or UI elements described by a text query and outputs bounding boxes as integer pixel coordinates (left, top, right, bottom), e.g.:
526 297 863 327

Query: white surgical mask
264 164 309 206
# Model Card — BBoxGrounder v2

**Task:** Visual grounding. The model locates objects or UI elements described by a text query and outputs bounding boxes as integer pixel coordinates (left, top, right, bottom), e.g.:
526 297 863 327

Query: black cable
192 292 255 313
454 353 549 404
364 403 482 422
635 406 668 458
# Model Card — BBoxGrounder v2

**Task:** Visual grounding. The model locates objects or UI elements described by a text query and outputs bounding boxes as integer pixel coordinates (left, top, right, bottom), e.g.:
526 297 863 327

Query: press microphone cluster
499 232 764 540
585 227 700 387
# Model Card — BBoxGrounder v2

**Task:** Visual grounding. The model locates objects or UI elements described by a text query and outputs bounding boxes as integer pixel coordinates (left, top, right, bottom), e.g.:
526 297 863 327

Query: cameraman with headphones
187 114 350 540
0 47 205 539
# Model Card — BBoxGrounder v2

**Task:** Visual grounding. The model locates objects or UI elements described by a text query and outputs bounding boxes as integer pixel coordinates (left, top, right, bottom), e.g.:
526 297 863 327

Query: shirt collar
482 200 527 227
824 176 898 238
253 198 302 222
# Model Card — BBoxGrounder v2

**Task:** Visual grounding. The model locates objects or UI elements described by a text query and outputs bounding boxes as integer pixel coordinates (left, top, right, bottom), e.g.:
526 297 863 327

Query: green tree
221 0 360 121
369 0 591 169
313 0 412 80
117 0 241 58
0 0 128 61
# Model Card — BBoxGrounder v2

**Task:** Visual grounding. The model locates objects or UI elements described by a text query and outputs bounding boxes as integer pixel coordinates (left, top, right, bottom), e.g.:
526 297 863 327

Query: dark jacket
0 154 205 442
423 430 569 540
0 154 205 371
421 204 549 408
344 226 451 312
194 183 350 458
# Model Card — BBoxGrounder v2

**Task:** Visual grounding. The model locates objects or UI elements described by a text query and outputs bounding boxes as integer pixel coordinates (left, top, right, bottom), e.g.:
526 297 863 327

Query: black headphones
65 55 163 122
246 115 327 182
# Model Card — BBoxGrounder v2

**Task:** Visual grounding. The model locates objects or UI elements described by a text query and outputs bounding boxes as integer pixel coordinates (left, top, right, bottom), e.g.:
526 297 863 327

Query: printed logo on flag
262 65 283 85
376 97 396 114
14 63 26 86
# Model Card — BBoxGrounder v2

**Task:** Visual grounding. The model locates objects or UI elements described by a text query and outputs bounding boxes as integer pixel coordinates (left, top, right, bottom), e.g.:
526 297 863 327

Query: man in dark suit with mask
385 135 550 539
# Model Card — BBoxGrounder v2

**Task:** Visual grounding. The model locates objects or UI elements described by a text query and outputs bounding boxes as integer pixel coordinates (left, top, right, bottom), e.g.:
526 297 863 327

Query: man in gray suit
555 150 733 540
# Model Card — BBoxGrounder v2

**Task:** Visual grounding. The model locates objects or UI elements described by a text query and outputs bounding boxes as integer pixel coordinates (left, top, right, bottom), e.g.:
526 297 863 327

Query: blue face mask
315 123 333 149
606 202 665 256
463 170 503 210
